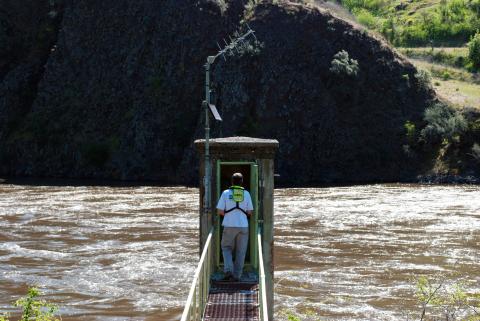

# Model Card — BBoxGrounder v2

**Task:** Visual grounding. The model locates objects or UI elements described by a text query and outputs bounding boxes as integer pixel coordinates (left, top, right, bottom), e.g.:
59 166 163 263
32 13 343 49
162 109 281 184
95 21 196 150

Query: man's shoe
221 272 234 282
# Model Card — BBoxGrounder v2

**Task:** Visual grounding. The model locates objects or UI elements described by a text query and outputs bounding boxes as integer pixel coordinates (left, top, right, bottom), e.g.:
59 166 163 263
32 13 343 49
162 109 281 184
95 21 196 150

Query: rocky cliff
0 0 440 185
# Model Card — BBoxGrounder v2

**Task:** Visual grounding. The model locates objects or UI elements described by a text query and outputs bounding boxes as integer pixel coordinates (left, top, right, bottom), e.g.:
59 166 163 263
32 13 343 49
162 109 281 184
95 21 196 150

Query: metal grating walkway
203 281 259 321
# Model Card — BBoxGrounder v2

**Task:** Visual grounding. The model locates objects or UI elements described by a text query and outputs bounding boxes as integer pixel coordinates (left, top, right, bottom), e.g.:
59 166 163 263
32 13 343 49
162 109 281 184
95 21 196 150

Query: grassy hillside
338 0 480 46
396 47 480 109
410 57 480 105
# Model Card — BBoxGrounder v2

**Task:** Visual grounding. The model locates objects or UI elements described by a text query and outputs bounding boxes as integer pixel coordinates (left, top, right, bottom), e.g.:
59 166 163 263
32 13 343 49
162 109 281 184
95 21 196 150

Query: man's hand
217 209 225 217
247 210 253 218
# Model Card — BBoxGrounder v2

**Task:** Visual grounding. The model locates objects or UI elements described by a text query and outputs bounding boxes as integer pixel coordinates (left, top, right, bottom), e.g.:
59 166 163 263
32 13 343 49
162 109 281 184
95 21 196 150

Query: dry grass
400 47 468 55
409 59 480 109
434 79 480 109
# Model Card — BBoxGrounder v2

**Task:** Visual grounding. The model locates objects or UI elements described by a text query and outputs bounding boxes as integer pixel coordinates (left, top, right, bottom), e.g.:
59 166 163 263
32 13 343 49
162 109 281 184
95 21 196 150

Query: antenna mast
203 24 257 225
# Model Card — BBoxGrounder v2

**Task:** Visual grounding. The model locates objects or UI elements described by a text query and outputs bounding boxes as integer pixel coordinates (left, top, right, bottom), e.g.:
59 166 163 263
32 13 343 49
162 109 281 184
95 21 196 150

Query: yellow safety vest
225 186 248 215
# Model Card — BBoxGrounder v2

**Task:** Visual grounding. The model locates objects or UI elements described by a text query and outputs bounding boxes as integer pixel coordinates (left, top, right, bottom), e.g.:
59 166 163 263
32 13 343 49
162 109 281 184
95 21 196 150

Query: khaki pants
221 227 249 279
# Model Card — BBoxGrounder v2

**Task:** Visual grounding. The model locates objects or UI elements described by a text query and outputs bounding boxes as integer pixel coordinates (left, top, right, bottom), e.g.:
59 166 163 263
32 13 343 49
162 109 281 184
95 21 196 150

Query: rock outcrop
0 0 437 185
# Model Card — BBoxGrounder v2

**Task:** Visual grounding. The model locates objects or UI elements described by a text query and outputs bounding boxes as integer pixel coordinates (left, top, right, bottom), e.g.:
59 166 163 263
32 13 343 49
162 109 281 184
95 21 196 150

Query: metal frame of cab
215 160 259 271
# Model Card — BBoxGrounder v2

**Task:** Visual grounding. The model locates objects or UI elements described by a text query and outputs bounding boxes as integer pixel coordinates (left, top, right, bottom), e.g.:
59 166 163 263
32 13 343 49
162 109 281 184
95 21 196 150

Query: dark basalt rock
0 0 438 185
418 174 480 184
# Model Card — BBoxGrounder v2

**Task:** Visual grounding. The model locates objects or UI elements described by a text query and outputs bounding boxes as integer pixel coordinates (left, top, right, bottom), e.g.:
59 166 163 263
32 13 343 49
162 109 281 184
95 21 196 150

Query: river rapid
0 183 479 320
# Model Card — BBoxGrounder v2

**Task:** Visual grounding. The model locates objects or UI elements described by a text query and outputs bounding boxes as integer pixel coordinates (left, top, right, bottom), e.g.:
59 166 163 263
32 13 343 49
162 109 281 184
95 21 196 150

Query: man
216 172 253 281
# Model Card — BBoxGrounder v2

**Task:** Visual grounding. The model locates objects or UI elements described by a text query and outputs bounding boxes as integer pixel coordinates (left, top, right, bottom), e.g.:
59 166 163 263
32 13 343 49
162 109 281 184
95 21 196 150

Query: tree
468 30 480 70
329 50 360 77
0 287 61 321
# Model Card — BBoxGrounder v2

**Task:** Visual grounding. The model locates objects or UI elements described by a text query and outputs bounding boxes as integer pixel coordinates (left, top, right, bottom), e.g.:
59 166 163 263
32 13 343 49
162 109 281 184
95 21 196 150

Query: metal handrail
257 231 269 321
180 228 213 321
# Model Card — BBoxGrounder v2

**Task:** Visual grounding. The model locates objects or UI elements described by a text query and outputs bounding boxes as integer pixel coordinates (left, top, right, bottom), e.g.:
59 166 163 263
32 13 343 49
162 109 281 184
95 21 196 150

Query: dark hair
231 173 243 186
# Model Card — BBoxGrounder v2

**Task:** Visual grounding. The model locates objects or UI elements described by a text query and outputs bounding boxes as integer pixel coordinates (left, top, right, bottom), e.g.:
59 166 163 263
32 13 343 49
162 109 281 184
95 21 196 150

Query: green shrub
420 103 468 143
287 313 301 321
381 17 396 43
471 143 480 162
1 287 61 321
428 49 468 69
432 49 449 63
343 0 388 14
414 276 480 321
454 55 466 67
398 25 429 46
354 8 379 29
329 50 360 77
441 70 451 80
404 120 416 142
469 0 480 15
468 31 480 70
340 0 480 46
471 118 480 132
414 69 432 89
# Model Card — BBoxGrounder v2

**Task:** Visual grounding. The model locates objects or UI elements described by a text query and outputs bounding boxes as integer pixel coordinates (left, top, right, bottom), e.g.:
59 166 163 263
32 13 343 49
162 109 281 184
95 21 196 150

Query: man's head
231 172 243 186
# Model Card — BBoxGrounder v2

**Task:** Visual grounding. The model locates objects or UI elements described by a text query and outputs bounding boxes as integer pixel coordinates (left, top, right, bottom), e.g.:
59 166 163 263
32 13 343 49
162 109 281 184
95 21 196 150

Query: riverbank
1 174 480 187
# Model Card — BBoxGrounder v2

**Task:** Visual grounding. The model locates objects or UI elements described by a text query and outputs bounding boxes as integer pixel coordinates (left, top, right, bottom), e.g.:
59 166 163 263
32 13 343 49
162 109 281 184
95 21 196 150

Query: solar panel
209 103 222 121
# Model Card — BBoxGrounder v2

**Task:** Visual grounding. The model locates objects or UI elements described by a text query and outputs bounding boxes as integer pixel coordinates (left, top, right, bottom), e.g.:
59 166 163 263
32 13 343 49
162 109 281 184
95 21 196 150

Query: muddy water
0 184 479 320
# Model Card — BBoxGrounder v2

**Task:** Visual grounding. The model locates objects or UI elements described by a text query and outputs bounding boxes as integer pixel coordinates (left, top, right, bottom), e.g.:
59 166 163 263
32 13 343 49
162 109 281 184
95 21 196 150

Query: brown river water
0 183 479 320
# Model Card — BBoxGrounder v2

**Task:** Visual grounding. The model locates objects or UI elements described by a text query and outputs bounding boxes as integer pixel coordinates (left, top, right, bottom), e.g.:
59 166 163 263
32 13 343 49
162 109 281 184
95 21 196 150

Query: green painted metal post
203 57 213 249
251 164 259 270
259 158 275 321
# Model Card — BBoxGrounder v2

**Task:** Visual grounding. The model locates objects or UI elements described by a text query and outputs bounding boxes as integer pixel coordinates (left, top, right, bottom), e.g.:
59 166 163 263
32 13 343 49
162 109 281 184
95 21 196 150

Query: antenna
211 24 257 63
216 42 226 61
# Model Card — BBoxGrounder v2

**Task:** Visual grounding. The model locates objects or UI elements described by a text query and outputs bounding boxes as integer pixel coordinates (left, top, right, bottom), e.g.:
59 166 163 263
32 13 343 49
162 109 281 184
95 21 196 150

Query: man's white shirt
216 189 253 227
